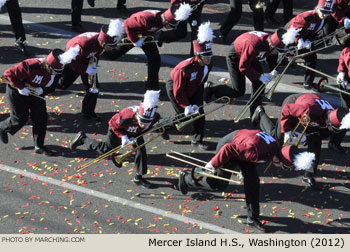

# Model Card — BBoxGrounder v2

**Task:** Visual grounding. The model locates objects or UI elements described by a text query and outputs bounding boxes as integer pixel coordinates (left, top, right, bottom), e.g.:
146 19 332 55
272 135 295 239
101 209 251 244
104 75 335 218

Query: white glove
133 38 145 47
204 161 215 173
192 104 199 113
18 87 30 96
121 135 131 146
259 74 272 84
184 105 195 116
344 18 350 29
34 87 43 95
284 131 306 144
86 66 98 75
297 39 312 50
271 70 279 79
337 72 346 84
129 137 136 145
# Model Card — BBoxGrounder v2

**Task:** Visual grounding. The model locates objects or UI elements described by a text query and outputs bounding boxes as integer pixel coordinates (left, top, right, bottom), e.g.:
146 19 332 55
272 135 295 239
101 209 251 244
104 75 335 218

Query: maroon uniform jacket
338 47 350 78
280 94 335 133
108 106 159 138
211 129 280 168
233 31 273 82
66 32 104 75
123 10 164 44
171 57 209 108
287 10 324 40
4 58 55 90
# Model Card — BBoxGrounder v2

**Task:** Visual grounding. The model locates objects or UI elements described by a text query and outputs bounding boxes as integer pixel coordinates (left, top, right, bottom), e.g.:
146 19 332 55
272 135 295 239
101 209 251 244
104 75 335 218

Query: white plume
282 25 300 46
59 45 80 65
197 21 215 43
0 0 7 9
107 19 124 38
143 90 160 109
340 111 350 130
174 3 192 21
293 152 315 171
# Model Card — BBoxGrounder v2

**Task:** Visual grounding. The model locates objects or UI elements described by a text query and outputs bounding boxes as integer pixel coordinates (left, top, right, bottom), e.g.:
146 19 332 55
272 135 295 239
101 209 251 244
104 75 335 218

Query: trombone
0 76 46 100
166 151 243 184
76 127 165 171
117 35 156 46
296 62 350 96
88 57 99 94
264 114 311 174
175 96 231 132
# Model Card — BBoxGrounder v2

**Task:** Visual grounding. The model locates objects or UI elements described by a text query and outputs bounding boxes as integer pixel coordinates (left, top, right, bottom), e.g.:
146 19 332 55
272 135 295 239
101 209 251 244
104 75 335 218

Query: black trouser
265 0 294 24
82 127 148 176
104 37 160 90
165 79 205 142
220 0 264 37
0 85 47 148
259 94 346 176
55 65 99 116
223 44 269 116
71 0 83 26
183 131 261 220
5 0 26 42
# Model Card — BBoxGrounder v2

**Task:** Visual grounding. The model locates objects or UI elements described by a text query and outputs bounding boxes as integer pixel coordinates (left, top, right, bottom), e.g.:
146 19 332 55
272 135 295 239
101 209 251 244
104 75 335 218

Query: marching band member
336 41 350 111
284 4 330 89
166 22 214 150
204 28 298 116
70 90 164 188
178 129 315 232
55 19 124 121
251 94 350 189
0 49 76 155
0 0 28 55
265 0 294 25
103 4 192 91
317 0 350 36
219 0 265 43
154 0 205 56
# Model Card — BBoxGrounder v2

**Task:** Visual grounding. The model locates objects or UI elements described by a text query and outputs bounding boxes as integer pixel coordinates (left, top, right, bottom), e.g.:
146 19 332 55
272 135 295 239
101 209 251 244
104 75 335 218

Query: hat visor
51 67 63 74
137 115 154 124
319 9 332 15
196 51 213 57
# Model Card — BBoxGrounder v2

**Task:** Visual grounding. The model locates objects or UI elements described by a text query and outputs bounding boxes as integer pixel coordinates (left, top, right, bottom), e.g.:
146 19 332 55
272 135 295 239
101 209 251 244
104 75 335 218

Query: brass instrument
77 127 165 171
118 35 155 46
296 63 350 96
264 114 311 173
176 96 231 132
255 0 265 9
0 75 46 100
88 57 99 94
166 151 243 184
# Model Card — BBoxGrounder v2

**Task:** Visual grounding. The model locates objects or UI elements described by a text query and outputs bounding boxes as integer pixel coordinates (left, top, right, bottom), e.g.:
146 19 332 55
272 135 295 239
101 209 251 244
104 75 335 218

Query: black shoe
247 217 266 232
218 34 228 44
87 0 95 7
251 105 265 127
133 176 154 189
204 81 214 103
328 142 346 154
14 41 29 55
265 17 280 25
191 140 209 150
71 24 87 33
0 128 8 144
178 171 189 195
71 131 86 150
82 113 102 122
302 175 318 189
303 83 312 90
34 146 55 156
161 131 170 141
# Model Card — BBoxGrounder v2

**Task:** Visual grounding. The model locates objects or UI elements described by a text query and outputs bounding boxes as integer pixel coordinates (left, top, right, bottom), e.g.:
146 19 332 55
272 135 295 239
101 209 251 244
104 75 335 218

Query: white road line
0 14 340 106
0 164 240 234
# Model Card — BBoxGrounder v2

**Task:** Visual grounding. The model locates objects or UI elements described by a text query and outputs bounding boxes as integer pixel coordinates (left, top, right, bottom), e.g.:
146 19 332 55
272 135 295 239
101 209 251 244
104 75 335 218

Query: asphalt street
0 0 349 235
